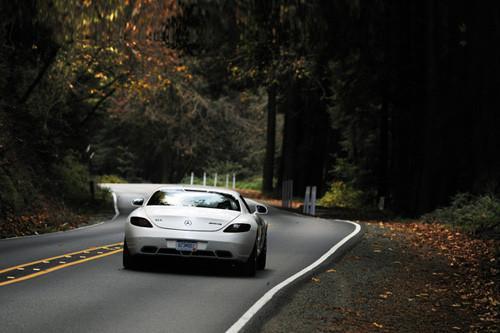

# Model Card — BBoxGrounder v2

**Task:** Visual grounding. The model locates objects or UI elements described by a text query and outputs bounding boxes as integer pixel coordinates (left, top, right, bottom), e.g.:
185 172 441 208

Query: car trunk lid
144 206 240 231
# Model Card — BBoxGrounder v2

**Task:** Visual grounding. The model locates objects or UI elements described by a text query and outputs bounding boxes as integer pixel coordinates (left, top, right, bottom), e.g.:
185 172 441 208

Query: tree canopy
1 0 499 217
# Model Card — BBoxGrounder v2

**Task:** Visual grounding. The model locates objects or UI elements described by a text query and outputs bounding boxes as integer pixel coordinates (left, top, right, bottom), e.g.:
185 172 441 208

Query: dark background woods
1 0 499 221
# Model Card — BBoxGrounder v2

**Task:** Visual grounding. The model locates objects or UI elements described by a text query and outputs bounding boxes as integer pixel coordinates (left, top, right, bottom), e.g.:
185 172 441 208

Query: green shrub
423 193 500 235
97 174 127 184
318 181 364 208
0 171 23 212
52 154 90 203
236 177 262 190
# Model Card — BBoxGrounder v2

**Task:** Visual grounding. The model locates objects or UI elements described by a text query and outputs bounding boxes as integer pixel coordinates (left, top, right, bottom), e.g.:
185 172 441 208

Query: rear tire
123 239 140 270
240 245 257 277
257 237 267 270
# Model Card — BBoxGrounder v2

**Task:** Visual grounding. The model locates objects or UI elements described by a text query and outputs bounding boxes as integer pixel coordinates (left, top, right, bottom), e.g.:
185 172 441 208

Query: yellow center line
0 249 123 287
0 242 123 275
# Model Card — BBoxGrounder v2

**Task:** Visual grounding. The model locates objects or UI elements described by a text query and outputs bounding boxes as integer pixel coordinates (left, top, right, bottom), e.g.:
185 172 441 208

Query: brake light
223 223 251 233
130 216 153 228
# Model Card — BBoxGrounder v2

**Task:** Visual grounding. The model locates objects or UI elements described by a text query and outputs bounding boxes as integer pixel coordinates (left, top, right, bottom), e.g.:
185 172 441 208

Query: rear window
147 189 240 211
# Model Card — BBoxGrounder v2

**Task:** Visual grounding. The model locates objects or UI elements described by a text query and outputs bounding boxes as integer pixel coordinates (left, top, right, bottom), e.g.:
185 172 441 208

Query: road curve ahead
0 184 361 333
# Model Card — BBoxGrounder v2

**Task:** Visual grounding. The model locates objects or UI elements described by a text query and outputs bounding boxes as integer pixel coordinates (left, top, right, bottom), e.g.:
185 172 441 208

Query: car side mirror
132 198 144 206
255 204 268 215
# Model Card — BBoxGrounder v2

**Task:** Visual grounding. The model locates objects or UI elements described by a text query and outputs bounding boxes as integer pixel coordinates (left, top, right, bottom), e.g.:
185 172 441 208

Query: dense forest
1 0 499 225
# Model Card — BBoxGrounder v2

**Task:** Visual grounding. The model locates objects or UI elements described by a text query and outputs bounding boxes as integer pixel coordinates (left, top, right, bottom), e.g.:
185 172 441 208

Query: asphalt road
0 184 359 333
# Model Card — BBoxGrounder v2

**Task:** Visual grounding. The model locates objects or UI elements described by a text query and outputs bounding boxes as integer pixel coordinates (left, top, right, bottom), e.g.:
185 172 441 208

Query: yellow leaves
94 72 107 80
175 65 188 72
378 291 393 299
83 0 92 8
106 46 118 54
106 10 119 22
372 322 384 329
311 277 320 283
125 22 135 31
326 268 336 273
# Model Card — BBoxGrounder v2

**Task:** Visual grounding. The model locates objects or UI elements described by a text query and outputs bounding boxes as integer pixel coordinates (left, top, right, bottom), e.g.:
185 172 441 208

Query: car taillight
130 217 153 228
223 223 251 233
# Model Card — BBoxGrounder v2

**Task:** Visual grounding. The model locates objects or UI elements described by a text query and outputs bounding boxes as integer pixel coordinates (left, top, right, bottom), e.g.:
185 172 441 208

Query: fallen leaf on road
311 277 321 283
326 269 336 273
373 322 384 328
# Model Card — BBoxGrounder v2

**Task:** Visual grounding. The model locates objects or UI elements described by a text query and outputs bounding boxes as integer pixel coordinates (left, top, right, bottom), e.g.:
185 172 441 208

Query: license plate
176 241 197 252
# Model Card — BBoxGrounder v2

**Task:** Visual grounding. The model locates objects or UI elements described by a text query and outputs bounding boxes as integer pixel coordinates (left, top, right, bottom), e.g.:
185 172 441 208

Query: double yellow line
0 242 123 287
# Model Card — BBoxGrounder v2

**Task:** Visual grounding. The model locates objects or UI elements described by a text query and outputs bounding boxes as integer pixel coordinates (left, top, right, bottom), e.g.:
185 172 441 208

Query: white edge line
225 219 362 333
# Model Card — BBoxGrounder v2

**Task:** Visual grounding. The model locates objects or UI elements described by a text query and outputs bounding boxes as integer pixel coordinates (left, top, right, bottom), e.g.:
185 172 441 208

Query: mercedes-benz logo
184 219 192 226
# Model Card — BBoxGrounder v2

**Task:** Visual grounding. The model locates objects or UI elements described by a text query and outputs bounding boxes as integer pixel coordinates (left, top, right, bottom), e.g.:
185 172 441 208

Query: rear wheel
257 237 267 270
123 239 140 270
240 245 257 277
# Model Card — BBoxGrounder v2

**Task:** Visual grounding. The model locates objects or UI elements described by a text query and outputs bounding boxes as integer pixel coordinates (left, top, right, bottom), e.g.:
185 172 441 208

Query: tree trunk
378 98 389 200
262 85 276 193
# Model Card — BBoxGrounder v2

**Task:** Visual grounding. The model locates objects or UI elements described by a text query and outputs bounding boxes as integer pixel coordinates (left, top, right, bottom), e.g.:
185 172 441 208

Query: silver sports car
123 186 268 276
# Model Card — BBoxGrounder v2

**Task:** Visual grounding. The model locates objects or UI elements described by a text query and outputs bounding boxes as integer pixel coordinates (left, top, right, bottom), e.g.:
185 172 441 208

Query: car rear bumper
125 224 256 262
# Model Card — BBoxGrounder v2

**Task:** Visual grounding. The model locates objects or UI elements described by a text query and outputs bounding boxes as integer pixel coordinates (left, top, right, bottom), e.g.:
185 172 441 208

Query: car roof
152 185 242 198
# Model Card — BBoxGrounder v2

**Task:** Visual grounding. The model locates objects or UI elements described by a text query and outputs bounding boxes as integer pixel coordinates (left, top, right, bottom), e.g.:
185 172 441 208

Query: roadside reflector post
303 186 311 214
203 172 206 186
310 186 317 216
232 173 236 189
225 174 229 188
214 173 218 187
190 172 194 185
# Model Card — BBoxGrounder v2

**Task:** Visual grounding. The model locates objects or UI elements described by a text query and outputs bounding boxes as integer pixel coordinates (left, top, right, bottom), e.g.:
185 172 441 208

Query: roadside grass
236 176 262 190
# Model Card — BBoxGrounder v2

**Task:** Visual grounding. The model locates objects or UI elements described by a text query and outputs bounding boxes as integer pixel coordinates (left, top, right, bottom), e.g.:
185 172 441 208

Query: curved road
0 184 360 333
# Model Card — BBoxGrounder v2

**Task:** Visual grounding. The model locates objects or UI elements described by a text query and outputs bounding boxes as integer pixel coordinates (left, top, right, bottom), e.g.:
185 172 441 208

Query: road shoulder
258 222 498 333
238 219 363 333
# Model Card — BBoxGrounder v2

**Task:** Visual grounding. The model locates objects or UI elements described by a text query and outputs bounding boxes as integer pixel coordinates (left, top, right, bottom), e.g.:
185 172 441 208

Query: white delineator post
190 172 194 185
303 186 311 214
310 186 317 216
203 172 207 186
232 173 236 189
214 173 218 187
225 174 229 188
